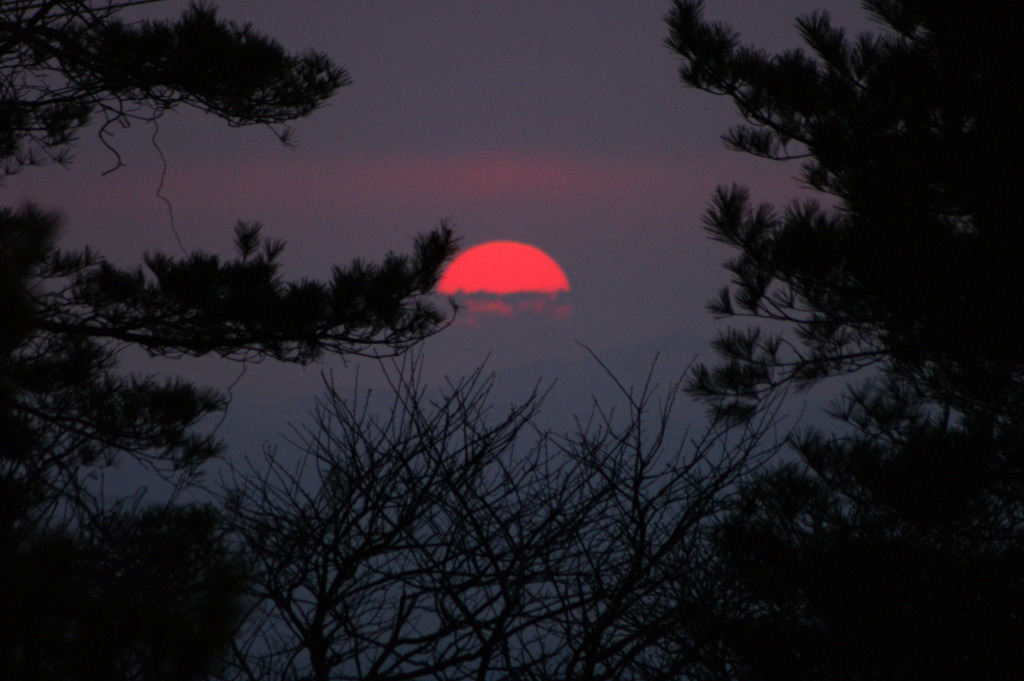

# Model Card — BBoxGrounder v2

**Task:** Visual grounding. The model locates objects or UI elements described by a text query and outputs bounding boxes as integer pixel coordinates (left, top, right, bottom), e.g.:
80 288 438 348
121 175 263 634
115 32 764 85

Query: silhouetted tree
1 0 341 176
664 1 1024 678
2 504 244 681
1 2 455 678
218 357 778 681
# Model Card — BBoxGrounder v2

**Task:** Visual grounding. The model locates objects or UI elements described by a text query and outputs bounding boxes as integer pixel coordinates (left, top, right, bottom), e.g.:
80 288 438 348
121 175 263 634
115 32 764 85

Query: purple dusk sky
3 1 872 449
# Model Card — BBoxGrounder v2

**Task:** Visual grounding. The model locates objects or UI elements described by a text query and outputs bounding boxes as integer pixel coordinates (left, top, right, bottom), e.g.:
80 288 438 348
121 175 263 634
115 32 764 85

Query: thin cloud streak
456 294 572 325
163 149 697 207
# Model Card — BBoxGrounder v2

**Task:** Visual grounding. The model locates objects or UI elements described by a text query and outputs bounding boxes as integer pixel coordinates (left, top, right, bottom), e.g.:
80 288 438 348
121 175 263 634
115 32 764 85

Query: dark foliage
2 205 454 499
1 2 456 679
1 0 348 176
667 0 1024 423
665 1 1024 678
1 505 244 681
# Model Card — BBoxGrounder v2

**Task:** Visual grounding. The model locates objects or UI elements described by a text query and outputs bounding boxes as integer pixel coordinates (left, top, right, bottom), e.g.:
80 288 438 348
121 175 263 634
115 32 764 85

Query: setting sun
438 241 570 295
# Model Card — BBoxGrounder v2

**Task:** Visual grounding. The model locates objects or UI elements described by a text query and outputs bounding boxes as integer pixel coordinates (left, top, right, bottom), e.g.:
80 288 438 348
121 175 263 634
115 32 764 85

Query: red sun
438 241 570 295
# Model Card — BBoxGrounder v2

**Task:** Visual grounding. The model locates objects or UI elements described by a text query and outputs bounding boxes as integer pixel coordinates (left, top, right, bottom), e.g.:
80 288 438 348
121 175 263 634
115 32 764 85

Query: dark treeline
2 1 1020 680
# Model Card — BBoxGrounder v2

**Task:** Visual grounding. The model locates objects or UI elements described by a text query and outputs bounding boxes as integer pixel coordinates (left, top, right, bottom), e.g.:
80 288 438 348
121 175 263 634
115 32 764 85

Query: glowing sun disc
438 241 570 295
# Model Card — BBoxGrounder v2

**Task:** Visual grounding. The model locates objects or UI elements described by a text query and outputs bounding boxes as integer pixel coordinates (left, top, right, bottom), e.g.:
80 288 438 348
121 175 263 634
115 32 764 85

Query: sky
3 0 875 456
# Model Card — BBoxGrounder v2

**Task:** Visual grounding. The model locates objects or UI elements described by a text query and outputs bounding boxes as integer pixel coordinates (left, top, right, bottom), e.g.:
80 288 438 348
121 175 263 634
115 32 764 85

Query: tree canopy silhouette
1 2 455 678
665 1 1024 678
667 0 1023 423
1 0 342 175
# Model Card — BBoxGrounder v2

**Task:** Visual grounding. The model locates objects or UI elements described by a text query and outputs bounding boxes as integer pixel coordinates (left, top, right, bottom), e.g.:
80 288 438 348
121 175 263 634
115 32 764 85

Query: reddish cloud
161 148 691 211
456 292 571 325
359 151 655 202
